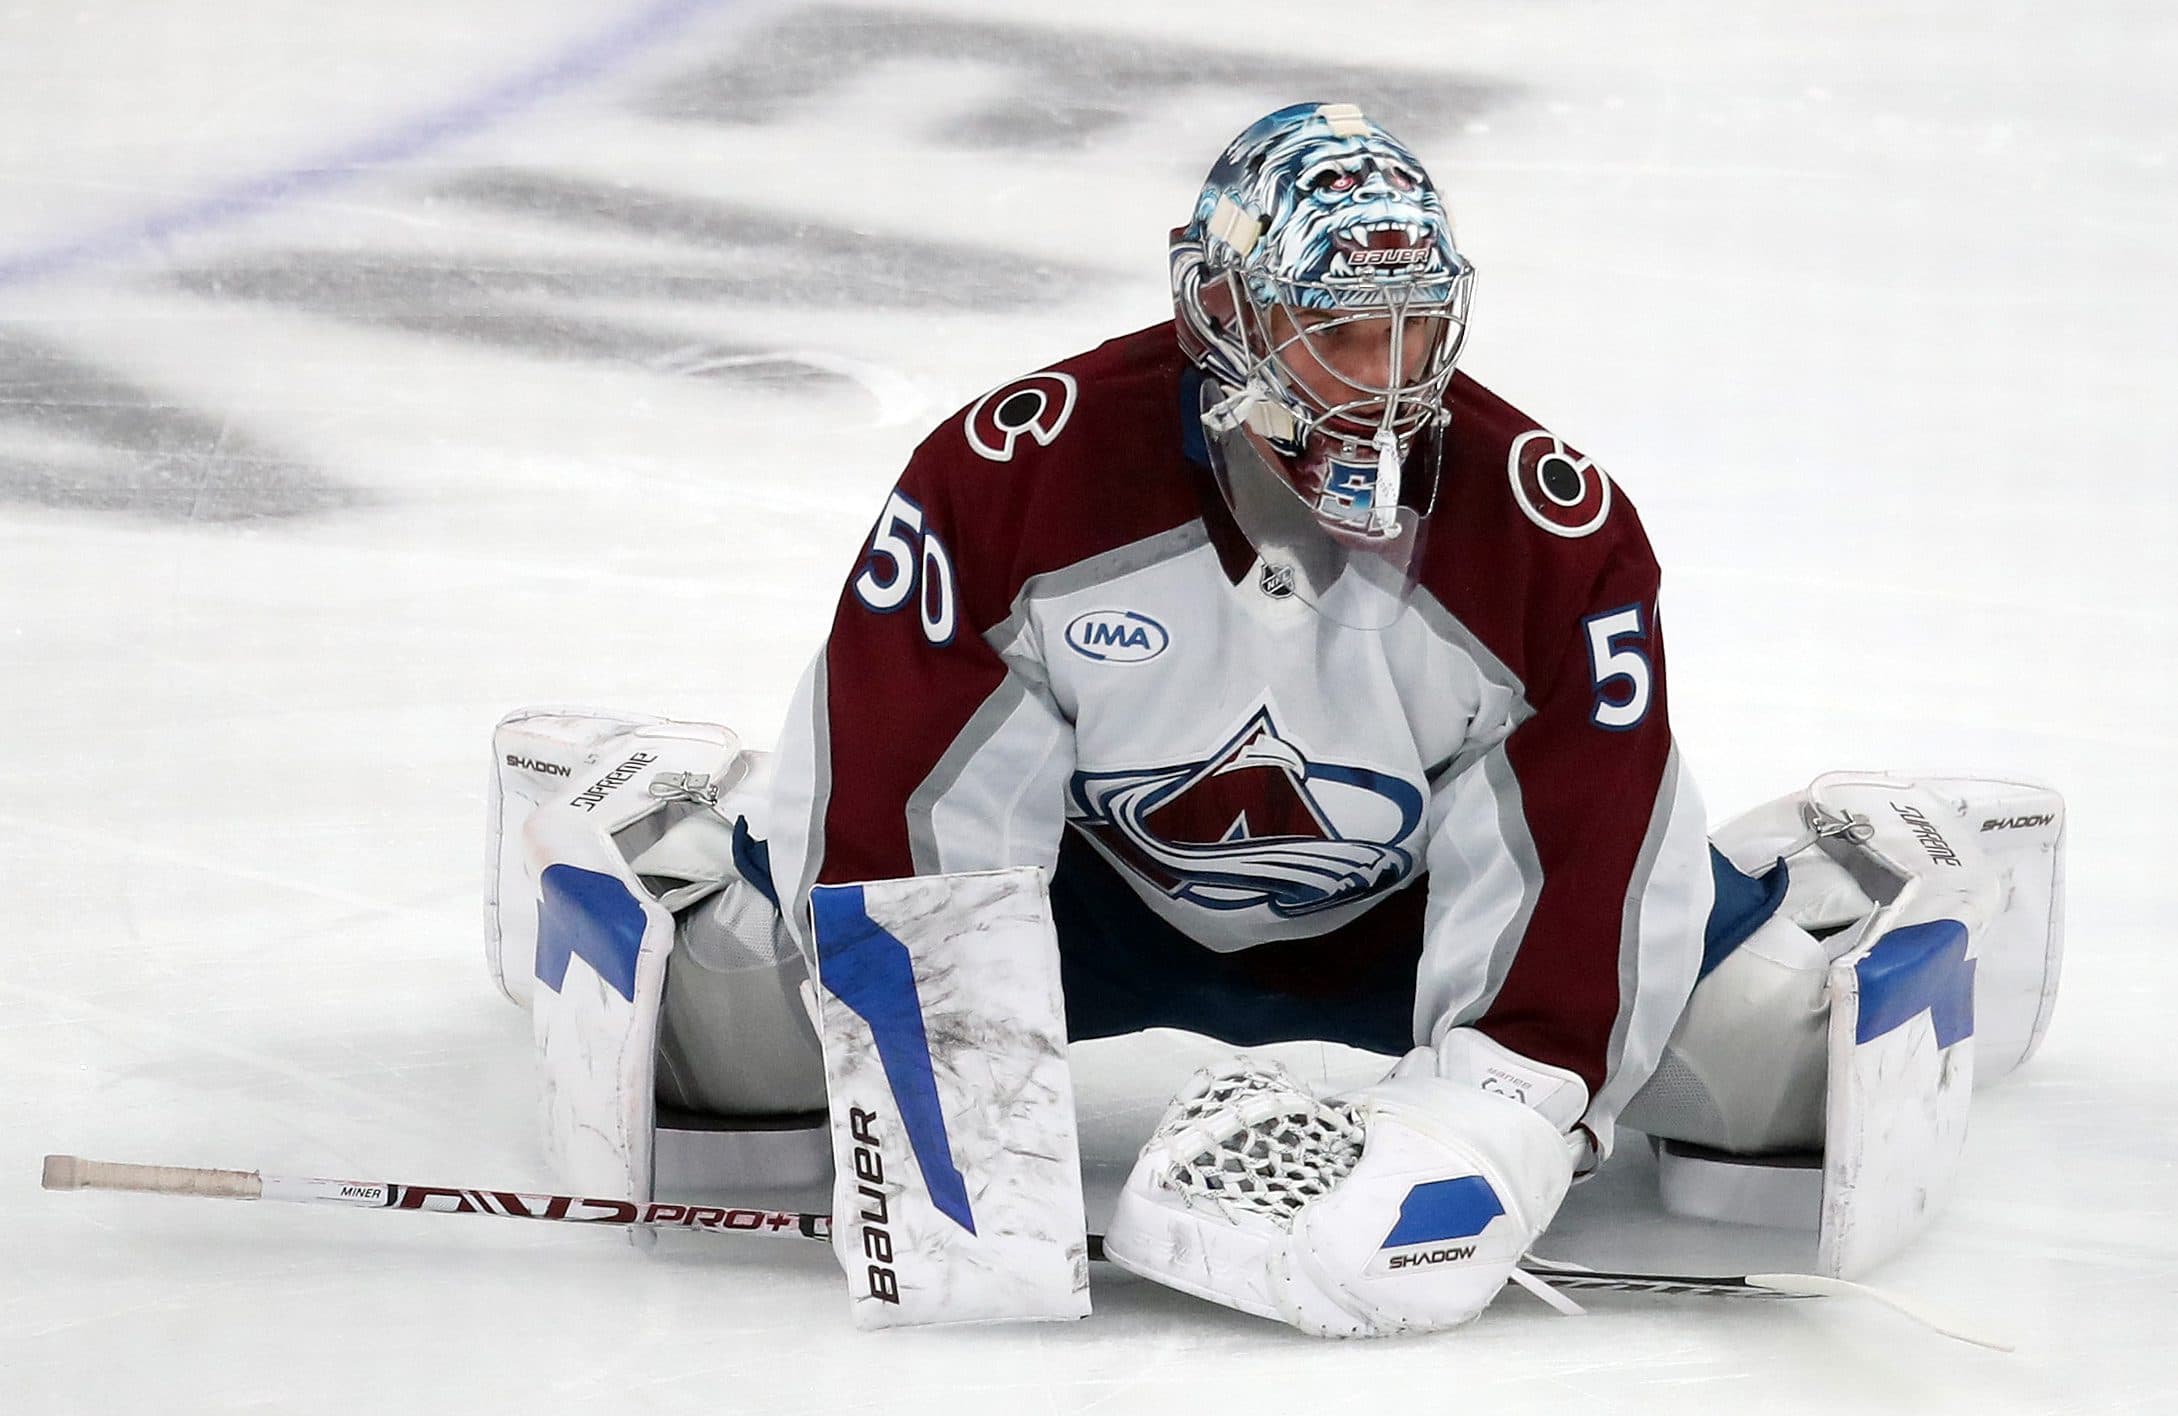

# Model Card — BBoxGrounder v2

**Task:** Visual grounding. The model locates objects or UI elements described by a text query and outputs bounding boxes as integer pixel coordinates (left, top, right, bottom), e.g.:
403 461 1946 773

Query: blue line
0 0 741 292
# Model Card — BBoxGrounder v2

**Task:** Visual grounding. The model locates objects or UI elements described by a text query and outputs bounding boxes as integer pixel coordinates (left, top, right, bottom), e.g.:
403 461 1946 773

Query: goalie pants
1051 831 1781 1054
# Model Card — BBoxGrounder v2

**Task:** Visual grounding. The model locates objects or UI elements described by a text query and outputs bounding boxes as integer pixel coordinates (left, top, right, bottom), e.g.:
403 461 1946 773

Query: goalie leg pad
1637 771 2060 1277
1909 775 2064 1081
488 706 672 1008
1706 770 2064 1087
810 868 1090 1329
526 810 680 1204
523 714 747 1201
492 706 809 1202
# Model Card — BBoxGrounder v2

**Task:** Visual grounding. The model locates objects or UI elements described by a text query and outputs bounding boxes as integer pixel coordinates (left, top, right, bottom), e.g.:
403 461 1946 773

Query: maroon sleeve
802 435 1028 886
1472 539 1680 1097
1415 387 1712 1132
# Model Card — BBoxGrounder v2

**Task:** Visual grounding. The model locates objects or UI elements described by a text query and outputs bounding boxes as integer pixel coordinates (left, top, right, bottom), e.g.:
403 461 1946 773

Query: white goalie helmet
1172 102 1474 626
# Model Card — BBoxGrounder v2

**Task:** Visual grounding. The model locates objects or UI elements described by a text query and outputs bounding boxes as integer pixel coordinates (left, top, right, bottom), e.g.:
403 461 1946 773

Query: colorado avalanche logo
1069 707 1423 917
1508 429 1612 538
965 372 1077 462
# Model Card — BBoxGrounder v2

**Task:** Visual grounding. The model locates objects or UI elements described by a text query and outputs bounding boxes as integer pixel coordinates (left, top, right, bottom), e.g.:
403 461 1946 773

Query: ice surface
3 1 2174 1411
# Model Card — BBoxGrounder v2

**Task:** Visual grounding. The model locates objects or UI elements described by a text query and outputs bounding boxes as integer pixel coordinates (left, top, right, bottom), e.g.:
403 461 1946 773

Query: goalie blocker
809 868 1091 1328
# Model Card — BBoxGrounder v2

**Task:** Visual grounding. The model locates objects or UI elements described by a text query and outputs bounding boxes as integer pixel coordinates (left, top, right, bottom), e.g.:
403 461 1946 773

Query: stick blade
42 1154 82 1190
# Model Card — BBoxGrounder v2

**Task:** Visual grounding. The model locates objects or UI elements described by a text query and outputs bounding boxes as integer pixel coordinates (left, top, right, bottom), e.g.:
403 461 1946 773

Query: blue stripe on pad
811 883 977 1236
1855 918 1976 1049
534 864 646 1002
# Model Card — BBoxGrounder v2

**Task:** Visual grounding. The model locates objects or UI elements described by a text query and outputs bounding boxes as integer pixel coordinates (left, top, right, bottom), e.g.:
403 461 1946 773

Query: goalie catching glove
1103 1034 1581 1338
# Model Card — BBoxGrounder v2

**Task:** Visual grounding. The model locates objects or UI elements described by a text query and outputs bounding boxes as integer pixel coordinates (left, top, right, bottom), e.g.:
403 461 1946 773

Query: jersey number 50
853 490 958 646
1582 604 1653 731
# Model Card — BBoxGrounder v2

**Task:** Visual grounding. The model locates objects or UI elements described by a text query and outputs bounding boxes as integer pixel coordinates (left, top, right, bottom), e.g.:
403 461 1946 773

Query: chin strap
1203 377 1303 446
1370 427 1403 535
1200 381 1255 436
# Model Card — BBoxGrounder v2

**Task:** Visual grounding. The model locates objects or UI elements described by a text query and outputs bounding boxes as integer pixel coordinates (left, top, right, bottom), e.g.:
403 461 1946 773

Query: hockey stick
42 1155 2006 1348
1517 1256 2012 1350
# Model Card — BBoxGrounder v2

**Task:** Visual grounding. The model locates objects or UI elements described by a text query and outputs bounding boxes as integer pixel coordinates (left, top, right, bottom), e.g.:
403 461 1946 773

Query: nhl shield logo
1068 706 1423 917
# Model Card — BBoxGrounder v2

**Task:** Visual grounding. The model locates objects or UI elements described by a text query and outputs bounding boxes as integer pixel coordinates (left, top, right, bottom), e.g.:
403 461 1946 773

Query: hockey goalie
481 103 2065 1337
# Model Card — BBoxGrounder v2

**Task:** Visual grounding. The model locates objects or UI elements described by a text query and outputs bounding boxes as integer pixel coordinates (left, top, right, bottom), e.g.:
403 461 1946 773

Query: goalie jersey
767 320 1712 1146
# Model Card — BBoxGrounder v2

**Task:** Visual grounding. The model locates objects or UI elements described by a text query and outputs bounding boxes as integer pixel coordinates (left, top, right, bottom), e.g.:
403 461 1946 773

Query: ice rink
5 1 2175 1410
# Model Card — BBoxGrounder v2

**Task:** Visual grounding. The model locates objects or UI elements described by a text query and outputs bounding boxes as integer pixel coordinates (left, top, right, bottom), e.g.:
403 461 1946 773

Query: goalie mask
1172 102 1473 628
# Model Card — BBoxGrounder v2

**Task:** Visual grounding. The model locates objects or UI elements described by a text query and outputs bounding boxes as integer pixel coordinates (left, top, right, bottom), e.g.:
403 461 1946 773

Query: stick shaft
44 1154 829 1240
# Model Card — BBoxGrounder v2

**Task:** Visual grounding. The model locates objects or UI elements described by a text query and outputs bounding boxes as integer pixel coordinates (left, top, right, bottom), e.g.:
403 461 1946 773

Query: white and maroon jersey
767 321 1712 1142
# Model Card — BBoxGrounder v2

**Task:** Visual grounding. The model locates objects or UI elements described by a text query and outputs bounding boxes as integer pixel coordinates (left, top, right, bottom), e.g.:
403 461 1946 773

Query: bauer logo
1065 610 1169 663
848 1107 901 1305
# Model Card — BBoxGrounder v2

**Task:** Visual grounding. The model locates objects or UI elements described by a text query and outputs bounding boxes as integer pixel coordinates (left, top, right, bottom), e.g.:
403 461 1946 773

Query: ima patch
965 372 1077 462
1508 429 1612 538
1064 609 1171 664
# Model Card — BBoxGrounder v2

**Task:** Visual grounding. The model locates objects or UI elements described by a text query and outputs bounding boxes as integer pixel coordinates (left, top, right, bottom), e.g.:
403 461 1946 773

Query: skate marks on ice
3 3 1508 524
159 169 1096 403
0 330 359 521
640 3 1509 150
